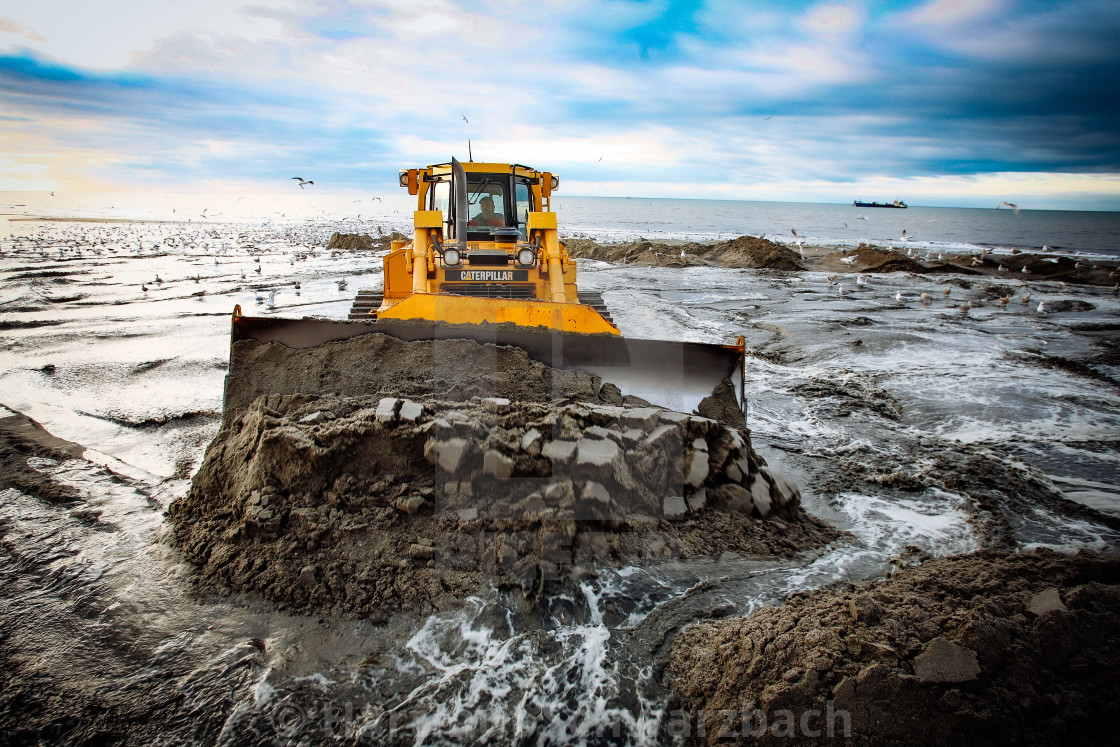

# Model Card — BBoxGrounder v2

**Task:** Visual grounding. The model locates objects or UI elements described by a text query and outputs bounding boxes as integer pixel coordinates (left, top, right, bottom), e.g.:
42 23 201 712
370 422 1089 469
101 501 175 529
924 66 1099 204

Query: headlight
443 248 460 266
517 248 535 266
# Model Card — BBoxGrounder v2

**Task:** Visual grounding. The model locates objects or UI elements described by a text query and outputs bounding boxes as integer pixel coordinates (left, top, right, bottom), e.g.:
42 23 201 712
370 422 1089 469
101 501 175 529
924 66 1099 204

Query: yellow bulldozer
229 158 746 418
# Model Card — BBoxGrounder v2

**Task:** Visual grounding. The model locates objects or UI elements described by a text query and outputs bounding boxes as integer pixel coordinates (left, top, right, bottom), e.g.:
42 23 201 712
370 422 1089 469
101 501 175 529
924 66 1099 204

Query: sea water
4 191 1119 257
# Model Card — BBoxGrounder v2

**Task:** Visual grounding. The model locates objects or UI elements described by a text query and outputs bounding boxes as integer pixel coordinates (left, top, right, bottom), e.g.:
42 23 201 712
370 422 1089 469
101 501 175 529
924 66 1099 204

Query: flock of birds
822 269 1064 313
785 210 1119 314
0 218 390 316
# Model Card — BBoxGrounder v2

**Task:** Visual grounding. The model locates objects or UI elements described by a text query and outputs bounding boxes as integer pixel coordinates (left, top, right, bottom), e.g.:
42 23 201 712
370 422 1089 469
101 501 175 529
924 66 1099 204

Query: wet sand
3 221 1119 744
667 548 1120 745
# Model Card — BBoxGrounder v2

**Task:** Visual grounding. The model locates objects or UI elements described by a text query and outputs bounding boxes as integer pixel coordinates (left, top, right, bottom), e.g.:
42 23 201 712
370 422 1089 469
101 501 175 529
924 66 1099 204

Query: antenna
468 139 473 162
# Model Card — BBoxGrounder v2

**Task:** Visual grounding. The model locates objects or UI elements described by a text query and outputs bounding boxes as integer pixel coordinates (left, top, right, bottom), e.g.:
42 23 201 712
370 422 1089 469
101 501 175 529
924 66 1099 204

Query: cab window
515 180 532 240
430 180 449 218
466 177 507 234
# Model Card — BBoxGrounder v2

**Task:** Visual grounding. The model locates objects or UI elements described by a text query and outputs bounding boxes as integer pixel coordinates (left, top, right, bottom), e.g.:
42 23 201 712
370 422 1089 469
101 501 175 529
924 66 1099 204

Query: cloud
0 16 46 42
905 0 1004 26
802 3 864 37
0 1 1116 208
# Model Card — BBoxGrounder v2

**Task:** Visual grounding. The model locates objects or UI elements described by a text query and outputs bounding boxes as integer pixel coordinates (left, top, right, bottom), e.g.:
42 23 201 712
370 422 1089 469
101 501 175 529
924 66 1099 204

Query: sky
1 0 1119 209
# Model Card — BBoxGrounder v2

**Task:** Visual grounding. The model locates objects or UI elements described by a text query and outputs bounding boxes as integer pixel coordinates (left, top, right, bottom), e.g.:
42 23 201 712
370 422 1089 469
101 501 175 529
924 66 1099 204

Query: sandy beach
2 220 1118 744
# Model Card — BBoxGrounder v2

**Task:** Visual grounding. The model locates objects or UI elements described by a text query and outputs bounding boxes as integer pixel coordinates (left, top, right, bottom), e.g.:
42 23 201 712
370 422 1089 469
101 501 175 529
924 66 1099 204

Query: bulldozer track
350 290 614 325
578 291 615 326
348 290 383 320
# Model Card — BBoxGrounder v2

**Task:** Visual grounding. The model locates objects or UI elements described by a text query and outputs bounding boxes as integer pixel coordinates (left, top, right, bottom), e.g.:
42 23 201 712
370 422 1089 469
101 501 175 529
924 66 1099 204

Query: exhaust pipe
452 156 468 252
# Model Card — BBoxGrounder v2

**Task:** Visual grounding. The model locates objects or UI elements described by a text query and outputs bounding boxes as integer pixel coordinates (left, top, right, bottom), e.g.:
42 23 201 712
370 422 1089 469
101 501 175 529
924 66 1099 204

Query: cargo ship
854 199 907 208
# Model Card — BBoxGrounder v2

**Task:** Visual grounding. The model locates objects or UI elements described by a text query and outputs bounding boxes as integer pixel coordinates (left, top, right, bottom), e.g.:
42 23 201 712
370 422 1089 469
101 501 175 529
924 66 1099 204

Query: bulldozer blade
229 306 745 418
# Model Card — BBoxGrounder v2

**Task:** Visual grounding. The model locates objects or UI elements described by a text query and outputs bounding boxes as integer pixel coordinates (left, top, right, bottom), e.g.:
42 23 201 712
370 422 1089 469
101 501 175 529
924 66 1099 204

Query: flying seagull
292 177 314 189
462 115 469 123
996 201 1021 216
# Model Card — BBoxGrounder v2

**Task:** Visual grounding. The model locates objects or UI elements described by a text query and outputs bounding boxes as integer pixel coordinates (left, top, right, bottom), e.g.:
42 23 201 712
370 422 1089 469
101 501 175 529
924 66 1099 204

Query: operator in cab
469 196 504 227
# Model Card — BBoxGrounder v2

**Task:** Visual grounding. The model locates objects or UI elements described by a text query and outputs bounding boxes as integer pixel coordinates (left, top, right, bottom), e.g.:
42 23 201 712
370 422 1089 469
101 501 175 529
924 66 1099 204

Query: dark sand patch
667 549 1120 746
0 408 84 505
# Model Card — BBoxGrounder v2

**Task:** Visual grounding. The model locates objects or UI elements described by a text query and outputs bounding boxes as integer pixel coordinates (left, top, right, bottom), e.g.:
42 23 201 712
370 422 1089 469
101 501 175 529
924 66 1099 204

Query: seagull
900 229 913 243
267 290 276 308
840 254 859 265
996 202 1021 216
292 177 314 189
1021 293 1031 304
943 286 951 297
240 269 246 280
998 264 1008 272
1045 257 1059 263
920 292 931 303
1021 265 1030 274
791 229 804 258
254 266 261 274
837 285 848 297
856 274 869 286
763 115 775 121
895 291 905 302
856 214 870 221
998 295 1010 307
462 115 469 123
141 283 147 292
826 274 839 285
337 279 347 291
1037 301 1046 313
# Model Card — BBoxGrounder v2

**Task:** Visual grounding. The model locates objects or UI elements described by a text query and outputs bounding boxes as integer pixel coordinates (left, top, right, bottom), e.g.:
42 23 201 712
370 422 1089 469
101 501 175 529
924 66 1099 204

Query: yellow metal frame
377 293 619 335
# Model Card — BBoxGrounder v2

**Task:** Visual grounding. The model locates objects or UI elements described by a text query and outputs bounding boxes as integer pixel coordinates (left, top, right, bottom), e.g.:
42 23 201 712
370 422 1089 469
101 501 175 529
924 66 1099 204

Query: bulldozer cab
428 167 534 242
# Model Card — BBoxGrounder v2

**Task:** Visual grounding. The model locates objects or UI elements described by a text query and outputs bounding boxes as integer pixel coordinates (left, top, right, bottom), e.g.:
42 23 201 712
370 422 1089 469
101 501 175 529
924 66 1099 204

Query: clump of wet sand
666 549 1120 745
326 231 407 252
170 334 838 619
564 235 804 270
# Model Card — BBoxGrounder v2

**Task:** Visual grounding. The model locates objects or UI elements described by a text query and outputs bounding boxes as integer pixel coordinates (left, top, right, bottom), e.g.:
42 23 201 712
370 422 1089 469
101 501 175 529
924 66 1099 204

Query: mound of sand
705 236 804 271
327 232 375 251
817 245 926 274
327 231 408 252
564 235 804 271
667 549 1120 745
170 390 836 619
564 238 705 268
171 333 838 618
